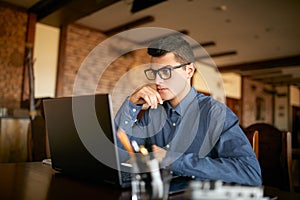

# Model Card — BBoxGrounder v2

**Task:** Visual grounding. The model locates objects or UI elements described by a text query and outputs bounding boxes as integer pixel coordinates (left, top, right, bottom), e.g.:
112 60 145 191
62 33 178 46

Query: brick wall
0 4 28 111
59 24 150 114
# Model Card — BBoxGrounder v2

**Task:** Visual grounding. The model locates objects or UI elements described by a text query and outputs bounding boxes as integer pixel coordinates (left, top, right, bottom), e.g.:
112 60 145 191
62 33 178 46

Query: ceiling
3 0 300 87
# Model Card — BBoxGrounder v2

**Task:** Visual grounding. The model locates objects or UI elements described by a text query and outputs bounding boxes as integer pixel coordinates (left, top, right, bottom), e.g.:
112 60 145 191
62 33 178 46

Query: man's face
149 53 191 103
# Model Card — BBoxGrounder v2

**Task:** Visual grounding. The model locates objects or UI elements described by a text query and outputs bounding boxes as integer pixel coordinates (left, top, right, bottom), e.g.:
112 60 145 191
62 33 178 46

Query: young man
115 35 262 186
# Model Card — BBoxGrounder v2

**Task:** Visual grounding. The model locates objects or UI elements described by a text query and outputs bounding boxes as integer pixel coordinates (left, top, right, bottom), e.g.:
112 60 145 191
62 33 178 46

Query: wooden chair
245 123 293 191
244 130 259 159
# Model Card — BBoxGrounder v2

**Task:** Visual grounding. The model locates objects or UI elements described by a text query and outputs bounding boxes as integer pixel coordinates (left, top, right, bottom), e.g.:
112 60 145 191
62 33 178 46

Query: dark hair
147 35 195 63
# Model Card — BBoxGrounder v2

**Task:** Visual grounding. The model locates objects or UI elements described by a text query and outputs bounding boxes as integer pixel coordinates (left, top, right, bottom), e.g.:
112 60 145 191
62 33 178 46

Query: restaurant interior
0 0 300 199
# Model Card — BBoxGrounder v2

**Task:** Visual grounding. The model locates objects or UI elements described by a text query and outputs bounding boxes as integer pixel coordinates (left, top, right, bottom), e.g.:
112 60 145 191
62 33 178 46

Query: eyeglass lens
159 67 172 79
145 67 171 80
144 63 189 80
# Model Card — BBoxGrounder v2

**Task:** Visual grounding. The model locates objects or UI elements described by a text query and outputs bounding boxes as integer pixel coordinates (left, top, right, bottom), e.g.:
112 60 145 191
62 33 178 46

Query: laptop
43 94 131 188
43 93 189 193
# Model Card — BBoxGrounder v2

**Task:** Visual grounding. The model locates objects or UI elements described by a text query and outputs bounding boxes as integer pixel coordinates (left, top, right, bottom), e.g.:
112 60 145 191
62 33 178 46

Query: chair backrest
245 123 293 191
244 129 259 158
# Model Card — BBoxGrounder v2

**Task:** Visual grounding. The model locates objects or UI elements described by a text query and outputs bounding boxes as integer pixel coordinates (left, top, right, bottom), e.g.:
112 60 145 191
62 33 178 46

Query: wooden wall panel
0 118 30 162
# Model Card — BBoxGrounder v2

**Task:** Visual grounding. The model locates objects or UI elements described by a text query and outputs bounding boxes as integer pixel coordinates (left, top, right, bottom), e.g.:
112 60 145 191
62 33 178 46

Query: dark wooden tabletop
0 162 299 200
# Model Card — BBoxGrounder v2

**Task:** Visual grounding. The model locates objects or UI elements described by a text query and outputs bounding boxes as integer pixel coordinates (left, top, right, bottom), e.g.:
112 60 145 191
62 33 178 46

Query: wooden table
0 162 300 200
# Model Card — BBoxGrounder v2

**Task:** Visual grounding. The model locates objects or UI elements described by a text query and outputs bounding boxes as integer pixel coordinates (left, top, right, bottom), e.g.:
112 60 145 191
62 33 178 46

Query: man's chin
160 94 171 102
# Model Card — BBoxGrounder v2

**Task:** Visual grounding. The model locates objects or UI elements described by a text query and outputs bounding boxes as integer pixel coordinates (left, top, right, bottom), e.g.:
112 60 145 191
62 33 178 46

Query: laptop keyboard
121 171 132 183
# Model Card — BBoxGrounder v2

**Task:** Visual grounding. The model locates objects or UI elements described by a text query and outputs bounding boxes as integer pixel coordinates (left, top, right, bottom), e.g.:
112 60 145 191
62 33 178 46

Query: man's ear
186 63 195 78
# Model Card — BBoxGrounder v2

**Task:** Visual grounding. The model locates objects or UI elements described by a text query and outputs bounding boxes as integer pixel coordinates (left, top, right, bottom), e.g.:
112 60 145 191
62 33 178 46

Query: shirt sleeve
114 97 144 162
168 108 262 186
114 97 142 133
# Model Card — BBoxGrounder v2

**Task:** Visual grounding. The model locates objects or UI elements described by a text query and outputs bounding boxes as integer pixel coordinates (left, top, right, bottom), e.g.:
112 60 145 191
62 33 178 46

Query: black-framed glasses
144 63 190 80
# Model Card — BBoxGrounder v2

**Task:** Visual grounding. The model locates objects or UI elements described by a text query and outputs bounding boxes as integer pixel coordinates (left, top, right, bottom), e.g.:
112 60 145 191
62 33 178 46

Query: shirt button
172 123 176 126
125 120 128 124
166 144 170 149
191 176 195 179
132 108 136 112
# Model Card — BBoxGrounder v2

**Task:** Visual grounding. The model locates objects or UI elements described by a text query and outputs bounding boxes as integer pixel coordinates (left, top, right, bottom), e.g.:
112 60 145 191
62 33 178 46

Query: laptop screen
43 94 130 188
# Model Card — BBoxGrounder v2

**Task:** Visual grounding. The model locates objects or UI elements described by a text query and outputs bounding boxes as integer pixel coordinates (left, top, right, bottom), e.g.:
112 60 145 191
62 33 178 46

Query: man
115 35 262 186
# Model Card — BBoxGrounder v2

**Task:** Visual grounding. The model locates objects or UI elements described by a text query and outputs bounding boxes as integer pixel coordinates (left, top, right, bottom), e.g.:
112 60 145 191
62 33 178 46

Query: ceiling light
216 5 227 11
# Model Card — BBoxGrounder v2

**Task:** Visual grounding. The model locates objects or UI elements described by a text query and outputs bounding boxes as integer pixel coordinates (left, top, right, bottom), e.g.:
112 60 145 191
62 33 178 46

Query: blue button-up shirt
115 87 262 186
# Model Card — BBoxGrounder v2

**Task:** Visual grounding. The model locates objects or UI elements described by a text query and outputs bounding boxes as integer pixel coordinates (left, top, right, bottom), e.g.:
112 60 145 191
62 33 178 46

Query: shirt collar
164 87 197 117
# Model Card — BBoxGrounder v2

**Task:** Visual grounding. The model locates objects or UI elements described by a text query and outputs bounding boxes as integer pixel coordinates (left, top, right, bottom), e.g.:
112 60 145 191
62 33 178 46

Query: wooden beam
266 77 300 85
248 70 283 79
29 0 120 27
193 41 216 48
0 1 27 12
254 74 292 82
103 16 155 36
134 29 216 48
209 50 237 58
55 26 68 97
29 0 71 21
240 68 282 76
131 0 167 13
219 55 300 72
134 29 189 45
195 50 237 59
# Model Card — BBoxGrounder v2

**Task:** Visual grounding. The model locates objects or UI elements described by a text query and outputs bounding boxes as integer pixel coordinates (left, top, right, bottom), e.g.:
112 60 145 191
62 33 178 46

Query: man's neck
169 83 191 108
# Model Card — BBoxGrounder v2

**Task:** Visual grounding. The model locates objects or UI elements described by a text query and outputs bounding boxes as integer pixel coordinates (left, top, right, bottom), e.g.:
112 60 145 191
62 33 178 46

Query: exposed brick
60 24 149 112
0 5 27 109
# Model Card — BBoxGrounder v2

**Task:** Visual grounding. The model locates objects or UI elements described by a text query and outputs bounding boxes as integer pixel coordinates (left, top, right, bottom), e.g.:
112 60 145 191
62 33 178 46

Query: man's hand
152 145 167 163
129 84 163 109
